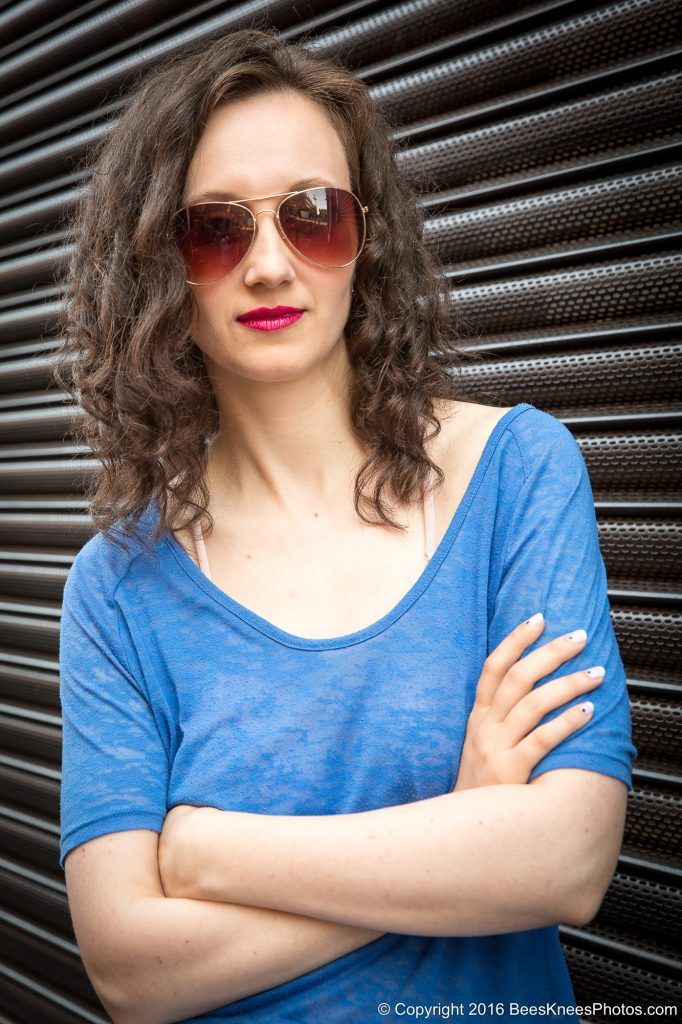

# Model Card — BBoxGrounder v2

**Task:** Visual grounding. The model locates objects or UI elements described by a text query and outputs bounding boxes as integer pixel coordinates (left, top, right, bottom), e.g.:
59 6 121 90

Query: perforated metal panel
0 1 679 1020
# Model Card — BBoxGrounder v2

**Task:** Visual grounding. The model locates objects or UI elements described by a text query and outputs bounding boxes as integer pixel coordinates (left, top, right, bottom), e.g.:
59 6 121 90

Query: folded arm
161 782 602 938
67 829 383 1024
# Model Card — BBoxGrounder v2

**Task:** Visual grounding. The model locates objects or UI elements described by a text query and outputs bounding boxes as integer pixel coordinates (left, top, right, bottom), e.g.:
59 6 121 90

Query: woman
55 28 636 1024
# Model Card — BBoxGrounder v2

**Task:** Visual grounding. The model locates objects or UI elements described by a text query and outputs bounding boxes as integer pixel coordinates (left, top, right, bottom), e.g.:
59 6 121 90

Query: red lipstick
236 305 305 332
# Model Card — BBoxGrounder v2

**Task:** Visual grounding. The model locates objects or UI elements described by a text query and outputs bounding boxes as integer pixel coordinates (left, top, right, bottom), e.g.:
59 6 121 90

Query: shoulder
60 527 156 691
432 399 587 501
505 405 586 486
505 403 580 452
433 397 510 432
431 398 516 474
427 400 516 520
64 514 154 617
435 398 574 446
435 399 582 467
432 396 494 438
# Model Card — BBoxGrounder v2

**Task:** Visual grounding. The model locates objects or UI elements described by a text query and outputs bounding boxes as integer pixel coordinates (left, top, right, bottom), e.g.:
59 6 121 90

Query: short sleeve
487 413 638 793
59 543 170 870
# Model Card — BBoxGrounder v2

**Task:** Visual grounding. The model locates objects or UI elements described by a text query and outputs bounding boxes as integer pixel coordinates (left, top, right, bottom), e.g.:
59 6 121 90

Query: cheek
188 292 225 339
313 300 350 339
187 304 227 367
314 275 353 321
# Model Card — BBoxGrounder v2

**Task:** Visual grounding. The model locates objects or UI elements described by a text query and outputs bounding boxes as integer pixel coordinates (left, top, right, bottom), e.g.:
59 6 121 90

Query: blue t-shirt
59 402 637 1022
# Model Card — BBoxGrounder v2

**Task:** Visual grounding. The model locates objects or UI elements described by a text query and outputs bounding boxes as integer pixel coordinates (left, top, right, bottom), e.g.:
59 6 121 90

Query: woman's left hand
158 803 206 897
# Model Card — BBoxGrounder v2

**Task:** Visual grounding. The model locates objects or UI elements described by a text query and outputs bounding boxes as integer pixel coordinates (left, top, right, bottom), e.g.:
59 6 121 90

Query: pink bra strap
191 519 213 581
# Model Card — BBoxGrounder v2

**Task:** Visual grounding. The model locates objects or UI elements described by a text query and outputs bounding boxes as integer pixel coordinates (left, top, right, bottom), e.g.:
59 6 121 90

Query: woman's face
181 90 357 386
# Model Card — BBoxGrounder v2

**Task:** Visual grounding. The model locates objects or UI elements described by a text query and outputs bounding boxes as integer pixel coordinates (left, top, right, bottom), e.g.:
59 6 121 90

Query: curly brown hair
52 26 498 557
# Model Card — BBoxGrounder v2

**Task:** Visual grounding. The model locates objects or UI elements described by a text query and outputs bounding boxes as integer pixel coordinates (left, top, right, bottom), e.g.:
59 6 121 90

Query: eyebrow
186 177 337 205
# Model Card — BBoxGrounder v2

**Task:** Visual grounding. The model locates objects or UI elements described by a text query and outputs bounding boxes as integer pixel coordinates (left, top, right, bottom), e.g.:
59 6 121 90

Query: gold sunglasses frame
172 185 369 285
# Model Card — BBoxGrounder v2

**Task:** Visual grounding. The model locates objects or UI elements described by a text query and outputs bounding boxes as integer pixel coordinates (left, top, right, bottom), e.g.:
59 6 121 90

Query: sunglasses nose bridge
248 206 292 257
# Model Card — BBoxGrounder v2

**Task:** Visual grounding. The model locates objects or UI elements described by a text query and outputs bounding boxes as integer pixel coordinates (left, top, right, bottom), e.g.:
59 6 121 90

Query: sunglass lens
177 204 253 283
279 188 364 267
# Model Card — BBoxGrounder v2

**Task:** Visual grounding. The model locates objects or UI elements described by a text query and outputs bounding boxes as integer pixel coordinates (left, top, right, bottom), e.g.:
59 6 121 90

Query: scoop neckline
163 402 531 650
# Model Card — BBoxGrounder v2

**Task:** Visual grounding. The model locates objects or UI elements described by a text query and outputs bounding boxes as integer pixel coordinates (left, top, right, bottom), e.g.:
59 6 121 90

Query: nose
241 208 296 287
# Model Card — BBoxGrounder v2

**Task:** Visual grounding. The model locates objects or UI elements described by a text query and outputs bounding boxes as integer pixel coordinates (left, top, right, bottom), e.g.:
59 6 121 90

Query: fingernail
567 629 587 644
526 612 544 626
585 665 605 678
579 701 594 714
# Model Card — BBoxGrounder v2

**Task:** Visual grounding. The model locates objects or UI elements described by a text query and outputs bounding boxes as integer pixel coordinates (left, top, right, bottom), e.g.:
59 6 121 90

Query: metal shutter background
0 0 680 1019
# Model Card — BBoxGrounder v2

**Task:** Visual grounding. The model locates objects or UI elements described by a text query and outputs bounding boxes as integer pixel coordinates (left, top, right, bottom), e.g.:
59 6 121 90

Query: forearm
172 786 588 938
104 896 383 1024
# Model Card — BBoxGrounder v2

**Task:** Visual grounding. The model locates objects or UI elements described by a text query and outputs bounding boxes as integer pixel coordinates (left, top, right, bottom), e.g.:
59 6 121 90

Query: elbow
86 895 186 1024
92 976 162 1024
97 992 151 1024
565 850 620 927
568 890 604 927
87 971 133 1024
73 947 135 1024
561 877 607 927
87 948 157 1024
91 965 178 1024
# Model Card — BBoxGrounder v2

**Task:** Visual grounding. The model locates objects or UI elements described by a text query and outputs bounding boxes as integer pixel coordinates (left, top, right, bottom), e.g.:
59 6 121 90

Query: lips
237 305 304 322
236 307 305 333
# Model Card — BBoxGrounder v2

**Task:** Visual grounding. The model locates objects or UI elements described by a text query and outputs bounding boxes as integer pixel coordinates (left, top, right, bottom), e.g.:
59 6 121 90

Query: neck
204 341 369 519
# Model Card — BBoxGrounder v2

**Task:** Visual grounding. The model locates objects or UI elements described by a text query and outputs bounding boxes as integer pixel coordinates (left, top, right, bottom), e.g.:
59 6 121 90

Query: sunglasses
173 185 369 285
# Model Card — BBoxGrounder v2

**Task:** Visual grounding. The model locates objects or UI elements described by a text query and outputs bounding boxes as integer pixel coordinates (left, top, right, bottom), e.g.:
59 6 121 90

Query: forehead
184 91 351 204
